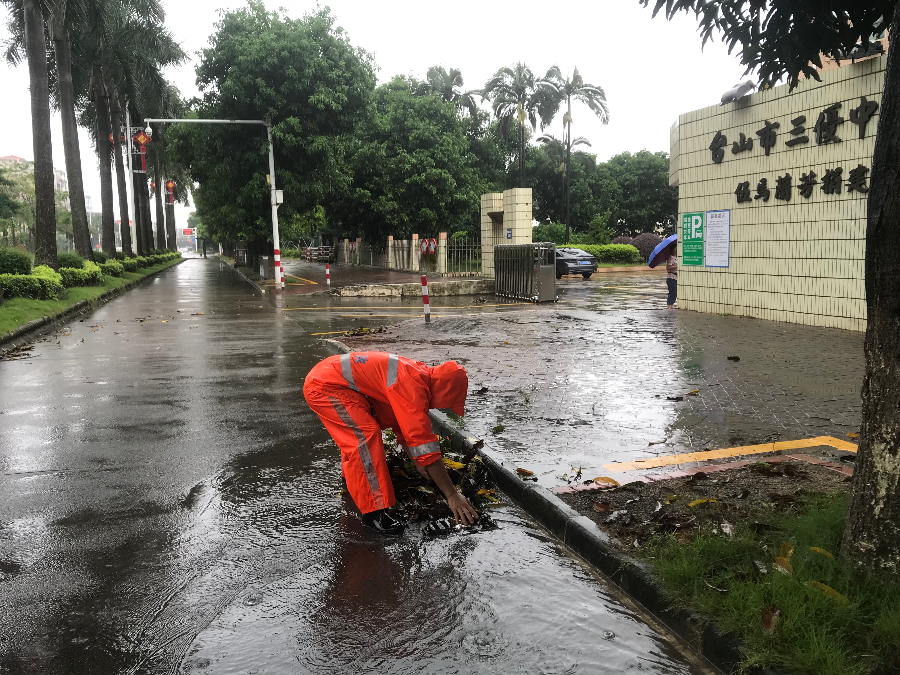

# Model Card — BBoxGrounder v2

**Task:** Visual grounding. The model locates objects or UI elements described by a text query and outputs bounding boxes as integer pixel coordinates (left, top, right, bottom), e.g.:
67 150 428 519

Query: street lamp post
142 117 285 289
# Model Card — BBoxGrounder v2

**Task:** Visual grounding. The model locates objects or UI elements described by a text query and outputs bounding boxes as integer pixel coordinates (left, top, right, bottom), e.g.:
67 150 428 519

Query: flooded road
0 260 707 674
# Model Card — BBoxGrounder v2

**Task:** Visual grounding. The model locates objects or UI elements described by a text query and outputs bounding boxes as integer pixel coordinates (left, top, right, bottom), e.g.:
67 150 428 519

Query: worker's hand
447 492 479 526
414 462 431 480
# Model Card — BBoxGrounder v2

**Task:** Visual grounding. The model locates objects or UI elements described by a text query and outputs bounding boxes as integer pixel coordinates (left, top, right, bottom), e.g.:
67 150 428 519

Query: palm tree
46 0 94 260
12 0 58 268
537 66 609 242
537 133 592 228
424 66 480 117
482 63 557 188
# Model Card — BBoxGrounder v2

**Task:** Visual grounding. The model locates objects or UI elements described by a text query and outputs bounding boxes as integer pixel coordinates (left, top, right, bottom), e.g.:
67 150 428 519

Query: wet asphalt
0 259 706 675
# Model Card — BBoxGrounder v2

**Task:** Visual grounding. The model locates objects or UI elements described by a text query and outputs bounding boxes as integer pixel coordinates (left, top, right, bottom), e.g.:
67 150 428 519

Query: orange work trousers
303 379 396 514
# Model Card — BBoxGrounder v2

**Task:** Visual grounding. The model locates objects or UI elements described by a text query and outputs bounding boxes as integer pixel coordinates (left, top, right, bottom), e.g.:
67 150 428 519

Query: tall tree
537 66 609 243
482 63 557 188
47 0 92 260
422 66 480 117
642 0 900 572
90 75 116 254
21 0 57 268
604 150 677 237
109 90 134 255
153 160 166 249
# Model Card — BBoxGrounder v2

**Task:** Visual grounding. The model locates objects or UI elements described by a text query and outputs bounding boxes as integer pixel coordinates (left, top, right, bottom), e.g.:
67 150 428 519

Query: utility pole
143 117 284 289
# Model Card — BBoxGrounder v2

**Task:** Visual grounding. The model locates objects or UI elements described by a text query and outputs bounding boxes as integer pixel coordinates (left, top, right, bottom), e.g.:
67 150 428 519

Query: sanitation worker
303 351 479 534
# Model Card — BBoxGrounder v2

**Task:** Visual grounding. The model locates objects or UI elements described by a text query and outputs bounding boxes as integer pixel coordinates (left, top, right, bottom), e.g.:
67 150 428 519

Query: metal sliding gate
494 242 557 302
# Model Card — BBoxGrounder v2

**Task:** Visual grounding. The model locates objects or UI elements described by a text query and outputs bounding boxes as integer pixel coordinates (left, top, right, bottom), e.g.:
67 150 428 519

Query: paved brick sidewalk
340 276 864 486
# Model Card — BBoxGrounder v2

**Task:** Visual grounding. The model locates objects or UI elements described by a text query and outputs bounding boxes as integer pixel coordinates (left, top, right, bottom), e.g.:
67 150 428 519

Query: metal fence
494 242 557 302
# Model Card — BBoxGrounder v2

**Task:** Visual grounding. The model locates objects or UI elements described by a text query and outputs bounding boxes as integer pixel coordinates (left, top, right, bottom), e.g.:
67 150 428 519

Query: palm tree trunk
109 94 133 256
165 201 176 253
564 118 572 244
153 162 167 249
132 171 145 255
23 0 57 269
519 121 526 188
49 16 92 261
140 178 154 250
93 77 116 256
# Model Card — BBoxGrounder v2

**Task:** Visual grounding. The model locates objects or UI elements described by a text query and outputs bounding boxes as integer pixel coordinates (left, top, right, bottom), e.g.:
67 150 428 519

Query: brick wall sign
682 212 704 266
668 54 882 332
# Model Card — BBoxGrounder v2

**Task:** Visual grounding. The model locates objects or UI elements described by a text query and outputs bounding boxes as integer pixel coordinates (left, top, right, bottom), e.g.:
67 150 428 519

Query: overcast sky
0 0 749 229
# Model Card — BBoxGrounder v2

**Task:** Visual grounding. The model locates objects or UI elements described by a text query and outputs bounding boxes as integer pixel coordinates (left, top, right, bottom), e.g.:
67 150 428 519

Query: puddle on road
178 509 700 675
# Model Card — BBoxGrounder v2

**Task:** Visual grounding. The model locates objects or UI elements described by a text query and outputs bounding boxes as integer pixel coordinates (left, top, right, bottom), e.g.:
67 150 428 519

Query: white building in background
1 155 70 209
668 45 885 332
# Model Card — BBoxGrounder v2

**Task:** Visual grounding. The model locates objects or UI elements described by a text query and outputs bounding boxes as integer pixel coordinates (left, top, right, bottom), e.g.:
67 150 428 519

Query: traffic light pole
142 117 284 289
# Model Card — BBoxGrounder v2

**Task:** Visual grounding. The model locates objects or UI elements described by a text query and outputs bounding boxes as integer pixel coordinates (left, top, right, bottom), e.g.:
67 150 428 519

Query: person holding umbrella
648 233 679 309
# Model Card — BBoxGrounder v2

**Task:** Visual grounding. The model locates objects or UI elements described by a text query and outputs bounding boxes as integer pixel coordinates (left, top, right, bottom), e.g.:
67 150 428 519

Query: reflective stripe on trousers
386 353 399 388
330 396 385 509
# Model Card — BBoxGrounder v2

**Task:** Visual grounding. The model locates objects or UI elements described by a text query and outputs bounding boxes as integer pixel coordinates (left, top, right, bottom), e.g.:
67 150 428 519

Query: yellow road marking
603 436 858 472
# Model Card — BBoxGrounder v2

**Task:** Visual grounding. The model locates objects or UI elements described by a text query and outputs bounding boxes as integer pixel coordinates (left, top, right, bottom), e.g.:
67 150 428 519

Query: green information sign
682 212 704 266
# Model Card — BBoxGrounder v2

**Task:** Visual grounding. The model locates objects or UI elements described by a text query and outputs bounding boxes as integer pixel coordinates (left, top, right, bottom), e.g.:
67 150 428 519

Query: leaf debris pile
382 431 500 536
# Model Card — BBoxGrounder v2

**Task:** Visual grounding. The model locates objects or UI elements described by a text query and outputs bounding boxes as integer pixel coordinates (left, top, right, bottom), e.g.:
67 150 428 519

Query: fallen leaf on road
491 425 505 434
761 605 780 634
689 498 717 507
474 387 489 395
592 501 611 513
415 486 435 494
847 432 859 439
648 439 667 446
666 396 684 402
805 581 848 605
687 389 700 396
161 320 167 323
727 355 741 362
442 458 465 470
594 477 620 487
774 557 793 575
665 494 679 504
810 546 834 559
515 467 534 476
779 542 795 560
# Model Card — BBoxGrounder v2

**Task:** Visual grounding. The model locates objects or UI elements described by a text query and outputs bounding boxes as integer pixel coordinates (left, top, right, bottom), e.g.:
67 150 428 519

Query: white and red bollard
421 274 431 323
326 263 331 288
274 248 284 289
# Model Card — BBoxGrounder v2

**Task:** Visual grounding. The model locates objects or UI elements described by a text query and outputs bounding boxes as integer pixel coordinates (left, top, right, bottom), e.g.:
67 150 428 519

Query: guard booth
494 243 556 302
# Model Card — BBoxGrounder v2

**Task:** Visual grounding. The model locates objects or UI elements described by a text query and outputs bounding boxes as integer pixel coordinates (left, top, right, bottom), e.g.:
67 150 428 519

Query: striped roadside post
421 274 431 323
326 263 331 288
274 248 284 288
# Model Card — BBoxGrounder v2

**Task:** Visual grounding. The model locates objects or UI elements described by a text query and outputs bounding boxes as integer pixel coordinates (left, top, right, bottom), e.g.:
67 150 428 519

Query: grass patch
0 258 183 337
642 492 900 675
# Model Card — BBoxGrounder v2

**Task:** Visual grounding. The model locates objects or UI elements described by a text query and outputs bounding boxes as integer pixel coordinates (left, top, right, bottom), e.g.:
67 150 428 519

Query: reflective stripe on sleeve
407 440 441 458
340 353 360 392
330 396 385 509
386 353 399 388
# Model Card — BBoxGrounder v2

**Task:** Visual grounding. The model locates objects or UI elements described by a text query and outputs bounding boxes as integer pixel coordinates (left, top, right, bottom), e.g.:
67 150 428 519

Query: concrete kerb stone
321 337 775 675
333 279 494 298
0 258 187 349
218 256 266 294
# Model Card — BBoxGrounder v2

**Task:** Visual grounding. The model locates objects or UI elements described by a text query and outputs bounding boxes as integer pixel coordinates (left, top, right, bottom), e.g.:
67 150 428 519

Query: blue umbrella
648 233 678 268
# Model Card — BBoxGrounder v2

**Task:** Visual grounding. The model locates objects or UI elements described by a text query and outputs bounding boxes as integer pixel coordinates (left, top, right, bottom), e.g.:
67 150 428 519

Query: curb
218 257 266 294
321 334 781 675
0 258 186 349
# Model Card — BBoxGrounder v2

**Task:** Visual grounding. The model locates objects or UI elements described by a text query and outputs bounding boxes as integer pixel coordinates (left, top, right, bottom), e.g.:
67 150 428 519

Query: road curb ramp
0 258 187 349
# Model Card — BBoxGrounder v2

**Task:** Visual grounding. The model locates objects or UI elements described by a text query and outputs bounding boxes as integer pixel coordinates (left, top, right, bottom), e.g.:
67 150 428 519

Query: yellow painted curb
603 436 858 472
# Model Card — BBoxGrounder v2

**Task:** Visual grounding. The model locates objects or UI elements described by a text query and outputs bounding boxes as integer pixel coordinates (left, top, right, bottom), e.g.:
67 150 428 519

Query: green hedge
0 265 63 300
57 251 85 269
92 250 108 264
0 247 32 275
32 265 64 299
567 244 642 264
99 260 124 277
120 257 139 272
60 260 103 288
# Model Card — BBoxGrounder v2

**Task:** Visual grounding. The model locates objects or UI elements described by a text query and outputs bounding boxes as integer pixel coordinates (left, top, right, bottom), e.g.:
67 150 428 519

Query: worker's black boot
361 509 405 534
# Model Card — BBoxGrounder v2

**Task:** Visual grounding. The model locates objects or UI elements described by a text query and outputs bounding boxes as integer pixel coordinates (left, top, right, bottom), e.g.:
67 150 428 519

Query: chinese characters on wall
706 96 878 205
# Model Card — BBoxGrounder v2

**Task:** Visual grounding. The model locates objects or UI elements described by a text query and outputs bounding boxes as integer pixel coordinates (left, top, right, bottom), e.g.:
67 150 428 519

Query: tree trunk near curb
93 76 116 257
23 0 57 269
841 3 900 575
109 94 133 256
165 201 176 252
132 171 145 255
140 178 154 251
153 162 167 250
